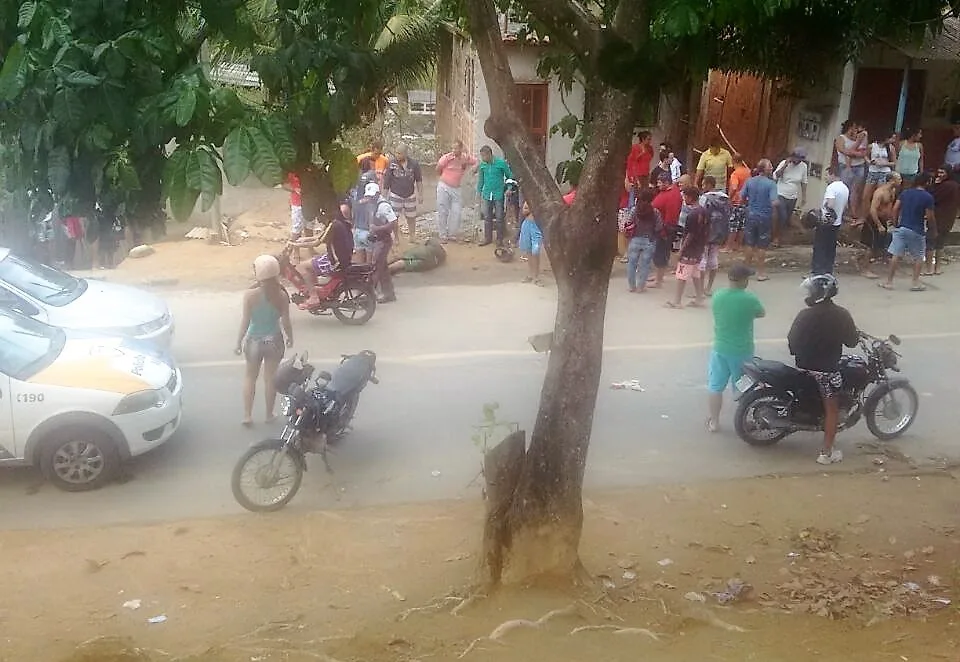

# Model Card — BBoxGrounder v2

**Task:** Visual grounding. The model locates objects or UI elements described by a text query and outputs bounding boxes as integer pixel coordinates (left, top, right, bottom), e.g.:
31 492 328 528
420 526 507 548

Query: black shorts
859 223 887 257
653 234 673 268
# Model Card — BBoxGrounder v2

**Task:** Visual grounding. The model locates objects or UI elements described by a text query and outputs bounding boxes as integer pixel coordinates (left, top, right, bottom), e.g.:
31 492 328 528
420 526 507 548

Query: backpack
702 192 732 244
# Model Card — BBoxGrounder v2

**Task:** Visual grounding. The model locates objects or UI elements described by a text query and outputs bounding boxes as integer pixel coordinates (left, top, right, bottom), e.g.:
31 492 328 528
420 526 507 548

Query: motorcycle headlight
281 395 293 416
113 389 165 415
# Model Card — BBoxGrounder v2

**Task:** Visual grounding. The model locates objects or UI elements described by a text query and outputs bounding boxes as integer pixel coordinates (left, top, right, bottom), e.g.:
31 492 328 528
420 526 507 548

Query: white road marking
178 331 960 369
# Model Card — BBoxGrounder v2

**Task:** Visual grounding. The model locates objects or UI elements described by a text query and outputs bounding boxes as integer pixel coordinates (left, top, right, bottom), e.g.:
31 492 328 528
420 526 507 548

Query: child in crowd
518 200 544 285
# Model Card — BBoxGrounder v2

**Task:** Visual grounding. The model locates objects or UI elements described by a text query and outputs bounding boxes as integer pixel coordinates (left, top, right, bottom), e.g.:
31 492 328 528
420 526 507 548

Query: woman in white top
860 130 897 226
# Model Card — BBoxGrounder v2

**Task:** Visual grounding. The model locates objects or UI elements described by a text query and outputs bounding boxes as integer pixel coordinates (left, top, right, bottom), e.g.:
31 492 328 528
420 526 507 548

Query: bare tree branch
515 0 603 66
465 0 566 231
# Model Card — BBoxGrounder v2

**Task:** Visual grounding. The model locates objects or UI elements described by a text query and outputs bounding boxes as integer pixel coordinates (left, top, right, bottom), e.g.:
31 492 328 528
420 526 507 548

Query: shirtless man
858 172 900 278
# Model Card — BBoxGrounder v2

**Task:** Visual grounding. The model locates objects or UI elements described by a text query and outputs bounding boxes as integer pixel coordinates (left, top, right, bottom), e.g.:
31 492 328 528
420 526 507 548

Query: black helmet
801 274 839 306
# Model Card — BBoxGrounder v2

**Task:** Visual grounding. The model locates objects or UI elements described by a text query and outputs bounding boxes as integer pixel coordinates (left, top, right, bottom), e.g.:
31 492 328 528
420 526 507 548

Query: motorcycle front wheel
333 284 376 325
231 439 304 512
734 387 790 446
865 382 919 441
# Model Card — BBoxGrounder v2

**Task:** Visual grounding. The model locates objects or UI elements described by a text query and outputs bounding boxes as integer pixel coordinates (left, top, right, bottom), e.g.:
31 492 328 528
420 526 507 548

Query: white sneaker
816 449 843 465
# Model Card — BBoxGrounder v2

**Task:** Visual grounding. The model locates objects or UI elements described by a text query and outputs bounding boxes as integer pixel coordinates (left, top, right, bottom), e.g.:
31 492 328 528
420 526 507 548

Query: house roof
893 16 960 61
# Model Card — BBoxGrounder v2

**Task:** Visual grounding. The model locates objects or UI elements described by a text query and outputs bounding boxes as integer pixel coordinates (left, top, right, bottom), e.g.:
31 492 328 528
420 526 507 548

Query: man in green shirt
706 264 766 432
476 145 513 247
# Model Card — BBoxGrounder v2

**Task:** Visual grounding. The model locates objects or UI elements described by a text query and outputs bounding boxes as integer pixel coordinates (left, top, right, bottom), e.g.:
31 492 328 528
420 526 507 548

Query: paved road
1 272 958 529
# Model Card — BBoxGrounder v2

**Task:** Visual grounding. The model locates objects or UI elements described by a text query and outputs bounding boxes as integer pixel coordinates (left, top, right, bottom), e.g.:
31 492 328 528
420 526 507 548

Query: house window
516 82 549 159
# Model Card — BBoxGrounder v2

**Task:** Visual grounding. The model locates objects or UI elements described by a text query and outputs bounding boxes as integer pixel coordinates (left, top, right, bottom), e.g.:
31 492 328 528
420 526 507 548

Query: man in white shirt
773 147 809 246
944 124 960 182
811 167 849 275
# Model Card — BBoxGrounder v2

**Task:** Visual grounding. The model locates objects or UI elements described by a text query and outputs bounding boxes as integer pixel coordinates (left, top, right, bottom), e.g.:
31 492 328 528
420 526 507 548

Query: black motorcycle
734 331 918 446
231 350 379 512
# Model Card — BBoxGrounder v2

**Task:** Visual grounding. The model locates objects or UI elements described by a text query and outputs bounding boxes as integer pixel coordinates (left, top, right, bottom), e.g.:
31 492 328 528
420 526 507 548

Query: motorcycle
734 331 918 445
231 350 379 512
277 245 377 325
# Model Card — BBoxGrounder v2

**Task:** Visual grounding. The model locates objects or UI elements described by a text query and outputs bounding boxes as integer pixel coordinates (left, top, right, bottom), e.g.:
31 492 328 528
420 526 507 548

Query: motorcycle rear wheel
734 388 790 446
231 440 304 512
865 382 918 441
333 284 376 325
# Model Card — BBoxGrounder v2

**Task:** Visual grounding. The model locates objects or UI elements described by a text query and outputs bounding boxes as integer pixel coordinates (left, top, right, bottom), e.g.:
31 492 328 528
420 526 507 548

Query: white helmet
801 273 839 305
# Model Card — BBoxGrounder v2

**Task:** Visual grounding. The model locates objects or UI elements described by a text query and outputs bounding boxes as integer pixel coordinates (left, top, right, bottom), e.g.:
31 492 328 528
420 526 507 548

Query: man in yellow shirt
696 136 733 192
356 140 390 186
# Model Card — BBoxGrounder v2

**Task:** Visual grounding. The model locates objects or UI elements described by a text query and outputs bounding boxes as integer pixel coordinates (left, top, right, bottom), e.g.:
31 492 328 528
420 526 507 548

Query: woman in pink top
435 140 478 241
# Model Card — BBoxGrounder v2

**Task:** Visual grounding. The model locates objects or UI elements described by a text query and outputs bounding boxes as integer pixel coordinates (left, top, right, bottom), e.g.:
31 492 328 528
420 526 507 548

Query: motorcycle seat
347 264 375 276
750 359 819 392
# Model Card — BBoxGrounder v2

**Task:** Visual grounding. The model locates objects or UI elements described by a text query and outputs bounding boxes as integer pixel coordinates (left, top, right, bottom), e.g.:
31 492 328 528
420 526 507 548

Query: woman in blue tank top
235 255 293 426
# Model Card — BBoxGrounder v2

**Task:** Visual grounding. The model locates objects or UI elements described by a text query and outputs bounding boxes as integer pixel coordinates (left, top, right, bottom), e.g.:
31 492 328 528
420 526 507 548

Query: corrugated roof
210 62 261 88
894 16 960 61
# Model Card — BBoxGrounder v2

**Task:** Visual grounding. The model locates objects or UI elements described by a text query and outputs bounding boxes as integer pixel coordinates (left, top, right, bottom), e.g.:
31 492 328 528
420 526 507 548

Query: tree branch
515 0 603 67
465 0 565 230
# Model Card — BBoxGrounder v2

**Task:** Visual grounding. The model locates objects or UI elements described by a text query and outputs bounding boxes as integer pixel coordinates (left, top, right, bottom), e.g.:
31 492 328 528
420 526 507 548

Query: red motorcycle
277 246 377 325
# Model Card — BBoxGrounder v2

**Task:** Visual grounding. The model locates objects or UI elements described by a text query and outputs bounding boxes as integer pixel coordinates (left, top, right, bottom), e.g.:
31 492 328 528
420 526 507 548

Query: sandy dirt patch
2 471 958 661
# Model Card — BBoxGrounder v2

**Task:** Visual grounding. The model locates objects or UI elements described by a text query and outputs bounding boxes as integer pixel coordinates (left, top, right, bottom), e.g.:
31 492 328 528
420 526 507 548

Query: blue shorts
353 228 372 250
888 226 925 261
708 351 750 393
518 219 543 255
743 213 772 249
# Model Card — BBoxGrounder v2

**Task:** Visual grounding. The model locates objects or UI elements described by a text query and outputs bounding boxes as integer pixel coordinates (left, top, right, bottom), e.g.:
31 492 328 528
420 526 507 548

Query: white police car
0 308 182 491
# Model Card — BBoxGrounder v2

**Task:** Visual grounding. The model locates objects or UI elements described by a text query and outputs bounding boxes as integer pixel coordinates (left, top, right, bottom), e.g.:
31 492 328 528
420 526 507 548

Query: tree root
451 592 486 617
457 603 579 658
686 607 749 633
569 625 663 641
396 596 465 622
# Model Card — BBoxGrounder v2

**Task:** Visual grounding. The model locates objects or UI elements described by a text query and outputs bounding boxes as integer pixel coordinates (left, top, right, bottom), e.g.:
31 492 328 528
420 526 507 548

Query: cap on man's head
790 146 807 160
729 263 755 282
363 182 380 198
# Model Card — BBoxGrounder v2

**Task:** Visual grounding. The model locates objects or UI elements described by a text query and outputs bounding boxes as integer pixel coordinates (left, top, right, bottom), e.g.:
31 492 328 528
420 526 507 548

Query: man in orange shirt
356 140 390 185
724 153 751 252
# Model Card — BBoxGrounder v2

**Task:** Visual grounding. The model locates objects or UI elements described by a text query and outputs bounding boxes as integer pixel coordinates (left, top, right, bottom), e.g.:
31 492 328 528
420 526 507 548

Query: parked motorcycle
231 350 379 512
277 245 377 325
734 331 918 445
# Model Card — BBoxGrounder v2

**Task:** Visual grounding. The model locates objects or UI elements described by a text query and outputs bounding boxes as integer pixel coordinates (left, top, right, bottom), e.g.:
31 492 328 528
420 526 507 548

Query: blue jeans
481 198 505 244
626 236 655 290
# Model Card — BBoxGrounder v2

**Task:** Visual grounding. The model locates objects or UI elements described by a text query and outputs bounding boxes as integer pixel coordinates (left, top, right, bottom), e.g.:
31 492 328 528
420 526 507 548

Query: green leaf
174 88 197 127
65 70 102 87
197 148 222 212
53 88 84 127
247 127 283 187
184 150 203 191
197 149 222 195
261 114 296 166
324 144 358 195
47 146 71 195
104 49 126 77
18 1 37 30
93 42 111 62
0 42 26 101
41 21 57 50
222 126 252 186
85 123 113 150
118 162 140 191
164 149 199 222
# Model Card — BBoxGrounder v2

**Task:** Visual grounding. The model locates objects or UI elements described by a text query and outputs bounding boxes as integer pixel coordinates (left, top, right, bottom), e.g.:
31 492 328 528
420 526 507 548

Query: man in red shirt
650 172 682 288
626 131 654 189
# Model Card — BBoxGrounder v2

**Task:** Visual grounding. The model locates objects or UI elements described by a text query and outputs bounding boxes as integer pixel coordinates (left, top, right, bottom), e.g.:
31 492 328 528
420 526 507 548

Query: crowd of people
615 122 958 305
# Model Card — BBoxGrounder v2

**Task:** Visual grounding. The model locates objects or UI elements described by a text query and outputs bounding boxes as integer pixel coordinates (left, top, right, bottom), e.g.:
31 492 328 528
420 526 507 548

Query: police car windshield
0 252 87 306
0 311 65 380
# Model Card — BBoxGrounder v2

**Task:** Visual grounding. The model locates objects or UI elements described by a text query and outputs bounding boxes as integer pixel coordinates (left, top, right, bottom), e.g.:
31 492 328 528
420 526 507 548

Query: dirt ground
3 470 959 662
77 178 950 291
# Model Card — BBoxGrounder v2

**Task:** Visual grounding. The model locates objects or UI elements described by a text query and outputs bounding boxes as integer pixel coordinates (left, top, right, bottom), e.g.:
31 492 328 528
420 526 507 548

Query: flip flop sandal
686 300 705 308
878 282 893 290
756 275 770 282
663 301 682 309
910 284 927 292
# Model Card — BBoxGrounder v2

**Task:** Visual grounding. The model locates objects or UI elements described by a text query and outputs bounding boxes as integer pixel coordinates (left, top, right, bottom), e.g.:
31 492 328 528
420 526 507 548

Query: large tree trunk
466 0 639 584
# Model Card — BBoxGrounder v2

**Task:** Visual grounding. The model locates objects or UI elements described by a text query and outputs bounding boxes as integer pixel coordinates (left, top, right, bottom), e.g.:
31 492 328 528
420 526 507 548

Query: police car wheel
39 428 121 492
